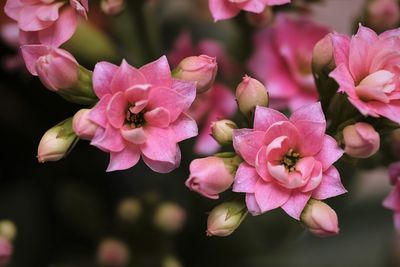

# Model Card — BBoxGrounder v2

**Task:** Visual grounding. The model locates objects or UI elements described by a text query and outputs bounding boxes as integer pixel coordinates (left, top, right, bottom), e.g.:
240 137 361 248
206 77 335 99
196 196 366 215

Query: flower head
232 102 346 219
89 56 198 173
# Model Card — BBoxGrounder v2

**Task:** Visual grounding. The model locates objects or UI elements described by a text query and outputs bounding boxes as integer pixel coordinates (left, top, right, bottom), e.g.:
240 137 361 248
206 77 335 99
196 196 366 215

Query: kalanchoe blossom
248 15 330 111
232 102 346 219
4 0 89 47
208 0 290 22
89 56 198 173
329 25 400 124
189 83 237 155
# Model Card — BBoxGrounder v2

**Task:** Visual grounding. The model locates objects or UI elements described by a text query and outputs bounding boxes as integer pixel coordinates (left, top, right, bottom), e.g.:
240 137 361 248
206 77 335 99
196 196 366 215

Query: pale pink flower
383 182 400 233
208 0 290 22
4 0 89 47
330 25 400 124
232 102 346 219
188 83 237 155
89 56 198 173
248 15 330 111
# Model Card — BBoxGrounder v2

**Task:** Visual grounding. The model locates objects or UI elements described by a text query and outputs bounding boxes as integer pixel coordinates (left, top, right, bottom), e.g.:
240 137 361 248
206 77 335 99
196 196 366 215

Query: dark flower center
281 149 300 172
125 109 145 128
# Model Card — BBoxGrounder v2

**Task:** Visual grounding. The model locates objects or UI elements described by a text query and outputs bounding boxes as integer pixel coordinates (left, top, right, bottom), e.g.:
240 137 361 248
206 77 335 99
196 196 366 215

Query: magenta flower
232 102 346 219
330 25 400 124
208 0 290 22
248 15 330 111
188 83 237 155
89 56 198 173
4 0 88 47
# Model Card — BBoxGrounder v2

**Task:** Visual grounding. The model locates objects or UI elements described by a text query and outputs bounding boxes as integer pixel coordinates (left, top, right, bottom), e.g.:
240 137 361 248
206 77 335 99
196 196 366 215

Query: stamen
281 149 300 172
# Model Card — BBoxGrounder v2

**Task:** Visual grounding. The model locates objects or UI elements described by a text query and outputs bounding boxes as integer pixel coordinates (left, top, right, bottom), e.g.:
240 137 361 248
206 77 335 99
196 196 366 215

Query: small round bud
97 238 130 267
154 202 186 233
72 109 98 141
117 198 142 223
211 119 237 146
301 199 339 237
343 122 380 158
236 75 269 118
312 34 335 74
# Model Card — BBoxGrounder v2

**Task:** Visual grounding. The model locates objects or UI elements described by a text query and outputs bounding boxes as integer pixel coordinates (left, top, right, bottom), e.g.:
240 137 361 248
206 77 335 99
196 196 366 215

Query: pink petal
300 160 323 192
93 62 118 98
110 60 146 93
233 162 259 193
169 113 198 143
4 0 23 21
246 193 262 216
290 102 325 124
241 0 266 13
255 146 273 182
330 32 351 67
171 79 197 112
144 107 171 128
263 121 300 149
370 100 400 124
314 135 343 171
106 92 128 129
253 106 288 131
383 184 400 211
18 5 54 31
89 94 112 128
329 64 357 95
91 125 126 152
139 55 172 88
107 144 140 172
254 180 291 213
232 129 265 166
121 127 147 144
124 84 151 104
208 0 241 21
20 44 50 75
312 166 347 200
142 147 181 174
281 191 312 220
36 2 63 22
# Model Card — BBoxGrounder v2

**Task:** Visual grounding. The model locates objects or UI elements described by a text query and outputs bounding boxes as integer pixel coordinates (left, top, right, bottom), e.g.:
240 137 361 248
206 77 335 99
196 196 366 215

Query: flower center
281 149 300 172
125 108 145 128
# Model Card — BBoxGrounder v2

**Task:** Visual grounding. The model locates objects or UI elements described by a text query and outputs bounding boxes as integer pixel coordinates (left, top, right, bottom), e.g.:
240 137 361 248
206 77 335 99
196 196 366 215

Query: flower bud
312 34 335 74
0 238 12 266
173 55 218 93
97 238 130 267
101 0 125 15
300 199 339 237
366 0 400 32
211 119 237 146
0 221 16 242
72 109 98 140
154 202 186 233
186 153 241 199
117 198 142 223
206 200 247 237
236 75 269 118
343 122 380 158
37 118 78 163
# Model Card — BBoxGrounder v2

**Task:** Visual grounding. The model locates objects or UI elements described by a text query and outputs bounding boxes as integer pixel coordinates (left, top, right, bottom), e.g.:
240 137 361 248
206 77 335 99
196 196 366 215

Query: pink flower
248 15 330 111
383 183 400 233
188 83 237 155
389 161 400 185
4 0 88 47
330 25 400 124
89 56 198 173
232 102 346 219
208 0 290 22
185 156 234 199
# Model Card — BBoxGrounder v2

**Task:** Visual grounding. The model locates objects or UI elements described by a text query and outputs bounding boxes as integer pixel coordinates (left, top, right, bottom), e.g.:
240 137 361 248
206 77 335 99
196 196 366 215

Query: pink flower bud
97 238 130 267
174 55 218 93
117 198 142 223
343 122 380 158
366 0 400 32
301 199 339 237
312 34 335 74
185 156 236 199
211 119 237 146
0 238 12 267
101 0 125 15
37 118 78 163
206 201 247 237
236 75 269 118
154 202 186 233
72 109 98 141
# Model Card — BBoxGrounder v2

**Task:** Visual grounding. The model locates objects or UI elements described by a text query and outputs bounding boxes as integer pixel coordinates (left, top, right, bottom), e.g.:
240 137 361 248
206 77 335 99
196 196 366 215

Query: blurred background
0 0 399 266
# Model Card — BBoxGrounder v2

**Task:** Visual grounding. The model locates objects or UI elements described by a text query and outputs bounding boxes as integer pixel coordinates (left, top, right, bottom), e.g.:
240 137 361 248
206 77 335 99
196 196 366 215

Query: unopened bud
0 221 16 242
366 0 400 32
0 238 12 267
211 119 237 146
312 34 335 74
173 55 218 93
97 238 130 267
117 198 142 223
154 202 186 233
301 199 339 237
206 200 247 237
72 109 98 140
37 118 78 163
236 75 269 118
343 122 380 158
101 0 125 15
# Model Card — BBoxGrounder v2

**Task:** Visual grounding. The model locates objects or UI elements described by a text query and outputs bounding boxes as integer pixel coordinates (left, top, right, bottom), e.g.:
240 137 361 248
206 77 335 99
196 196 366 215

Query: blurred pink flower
248 15 330 111
330 25 400 124
383 182 400 233
89 56 198 173
4 0 89 47
389 161 400 185
188 83 237 155
232 102 346 219
208 0 290 22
